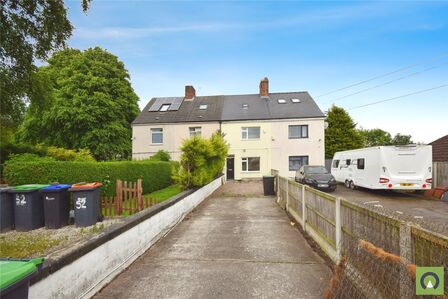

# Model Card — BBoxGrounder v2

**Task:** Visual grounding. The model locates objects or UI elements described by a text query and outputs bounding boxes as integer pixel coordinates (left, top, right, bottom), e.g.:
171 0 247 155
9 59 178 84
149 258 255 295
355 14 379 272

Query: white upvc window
241 127 260 140
288 125 308 139
151 128 163 144
189 127 202 136
242 157 260 172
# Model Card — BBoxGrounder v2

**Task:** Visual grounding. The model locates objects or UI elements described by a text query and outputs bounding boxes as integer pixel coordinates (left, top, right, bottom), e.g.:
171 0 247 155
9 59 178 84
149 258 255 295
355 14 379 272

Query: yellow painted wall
222 118 325 180
221 121 272 180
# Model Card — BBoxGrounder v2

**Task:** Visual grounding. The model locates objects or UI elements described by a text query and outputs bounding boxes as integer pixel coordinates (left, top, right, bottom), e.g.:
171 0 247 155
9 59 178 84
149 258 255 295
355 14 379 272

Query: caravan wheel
344 180 350 188
349 181 356 190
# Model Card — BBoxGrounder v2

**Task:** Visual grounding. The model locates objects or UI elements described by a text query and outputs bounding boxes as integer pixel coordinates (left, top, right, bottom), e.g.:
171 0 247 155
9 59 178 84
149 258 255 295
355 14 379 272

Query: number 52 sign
75 197 87 209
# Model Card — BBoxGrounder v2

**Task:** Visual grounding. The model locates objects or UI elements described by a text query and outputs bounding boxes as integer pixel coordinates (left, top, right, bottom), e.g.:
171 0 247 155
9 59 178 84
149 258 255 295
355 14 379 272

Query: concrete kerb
29 176 224 299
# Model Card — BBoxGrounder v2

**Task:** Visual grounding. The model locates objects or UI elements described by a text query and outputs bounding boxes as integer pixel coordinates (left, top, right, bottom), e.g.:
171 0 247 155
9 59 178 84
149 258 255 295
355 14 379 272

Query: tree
18 47 140 160
325 105 364 159
360 128 392 147
391 133 413 145
175 131 229 189
0 0 90 133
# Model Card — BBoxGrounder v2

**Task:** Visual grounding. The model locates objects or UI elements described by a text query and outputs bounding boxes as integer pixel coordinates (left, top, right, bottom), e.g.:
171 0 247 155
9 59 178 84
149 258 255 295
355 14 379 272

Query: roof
132 92 325 124
429 135 448 162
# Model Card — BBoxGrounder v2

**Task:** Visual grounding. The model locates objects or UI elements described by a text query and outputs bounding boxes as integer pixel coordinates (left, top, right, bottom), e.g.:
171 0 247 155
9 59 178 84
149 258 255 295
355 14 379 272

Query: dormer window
159 104 170 112
199 104 208 110
277 99 286 104
291 98 301 103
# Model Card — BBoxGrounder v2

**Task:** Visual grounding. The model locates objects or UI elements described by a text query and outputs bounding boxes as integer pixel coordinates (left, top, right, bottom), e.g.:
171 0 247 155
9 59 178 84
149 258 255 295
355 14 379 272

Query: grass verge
0 233 67 258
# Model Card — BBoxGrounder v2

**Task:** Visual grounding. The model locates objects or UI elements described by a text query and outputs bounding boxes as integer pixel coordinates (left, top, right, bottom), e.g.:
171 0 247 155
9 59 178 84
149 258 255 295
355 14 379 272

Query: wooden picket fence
101 179 158 216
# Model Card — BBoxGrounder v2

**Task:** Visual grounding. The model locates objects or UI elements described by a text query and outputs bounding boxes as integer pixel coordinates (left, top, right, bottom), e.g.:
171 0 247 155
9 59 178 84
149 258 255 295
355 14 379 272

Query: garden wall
28 175 224 299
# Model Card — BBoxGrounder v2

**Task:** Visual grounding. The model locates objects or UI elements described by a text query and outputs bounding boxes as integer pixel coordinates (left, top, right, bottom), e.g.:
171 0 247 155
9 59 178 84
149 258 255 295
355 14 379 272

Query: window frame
332 160 340 168
189 127 202 137
288 125 309 139
159 104 170 112
357 158 365 170
289 155 309 171
199 104 208 110
241 126 261 140
151 128 163 144
241 157 261 172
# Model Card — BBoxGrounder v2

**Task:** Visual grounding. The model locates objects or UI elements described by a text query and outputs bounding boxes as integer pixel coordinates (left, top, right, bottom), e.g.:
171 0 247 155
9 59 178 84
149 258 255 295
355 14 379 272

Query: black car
295 165 337 192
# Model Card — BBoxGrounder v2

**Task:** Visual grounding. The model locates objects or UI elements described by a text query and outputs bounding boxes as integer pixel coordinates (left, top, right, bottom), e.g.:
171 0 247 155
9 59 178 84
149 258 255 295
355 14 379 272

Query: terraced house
132 78 326 179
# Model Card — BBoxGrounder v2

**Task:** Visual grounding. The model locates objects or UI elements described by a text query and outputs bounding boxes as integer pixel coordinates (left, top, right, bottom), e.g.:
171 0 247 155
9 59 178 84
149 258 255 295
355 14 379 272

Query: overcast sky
66 1 448 143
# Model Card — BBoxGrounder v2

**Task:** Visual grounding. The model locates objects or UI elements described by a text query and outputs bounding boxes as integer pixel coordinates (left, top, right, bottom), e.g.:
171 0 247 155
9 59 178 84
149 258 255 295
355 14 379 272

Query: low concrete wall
29 176 224 299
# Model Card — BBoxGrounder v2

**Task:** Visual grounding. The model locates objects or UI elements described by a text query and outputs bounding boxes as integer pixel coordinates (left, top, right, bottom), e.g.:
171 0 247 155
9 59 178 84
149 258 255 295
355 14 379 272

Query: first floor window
289 156 309 171
241 127 260 139
151 128 163 144
242 157 260 172
189 127 202 136
288 125 308 139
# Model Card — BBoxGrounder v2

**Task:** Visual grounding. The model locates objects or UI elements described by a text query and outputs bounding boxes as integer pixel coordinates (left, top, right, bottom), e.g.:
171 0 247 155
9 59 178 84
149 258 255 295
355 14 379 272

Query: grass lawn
101 184 183 217
147 184 183 203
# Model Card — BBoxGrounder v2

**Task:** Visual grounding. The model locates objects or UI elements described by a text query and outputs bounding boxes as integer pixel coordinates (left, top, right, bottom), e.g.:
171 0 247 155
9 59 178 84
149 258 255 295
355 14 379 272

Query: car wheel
349 181 356 190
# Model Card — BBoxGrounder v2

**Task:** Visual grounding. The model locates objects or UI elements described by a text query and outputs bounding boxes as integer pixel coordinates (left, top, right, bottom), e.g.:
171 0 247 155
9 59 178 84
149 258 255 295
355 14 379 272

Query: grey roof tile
132 92 324 124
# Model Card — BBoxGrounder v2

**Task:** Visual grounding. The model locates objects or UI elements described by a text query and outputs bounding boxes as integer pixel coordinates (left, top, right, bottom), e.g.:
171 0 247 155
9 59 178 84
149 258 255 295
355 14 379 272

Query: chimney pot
259 77 269 97
185 85 196 100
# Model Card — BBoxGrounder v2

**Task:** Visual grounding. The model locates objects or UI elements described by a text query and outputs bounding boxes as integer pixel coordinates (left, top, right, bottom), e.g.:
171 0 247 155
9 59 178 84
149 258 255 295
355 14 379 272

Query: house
429 135 448 162
132 78 326 179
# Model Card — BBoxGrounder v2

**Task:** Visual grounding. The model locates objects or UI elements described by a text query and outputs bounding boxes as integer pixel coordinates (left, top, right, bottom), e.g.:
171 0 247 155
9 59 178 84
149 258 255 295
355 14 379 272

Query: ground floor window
289 156 309 171
242 157 260 172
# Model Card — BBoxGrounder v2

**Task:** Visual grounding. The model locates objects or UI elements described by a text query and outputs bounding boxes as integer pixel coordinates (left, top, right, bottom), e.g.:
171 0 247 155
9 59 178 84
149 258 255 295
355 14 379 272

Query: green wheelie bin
0 258 44 299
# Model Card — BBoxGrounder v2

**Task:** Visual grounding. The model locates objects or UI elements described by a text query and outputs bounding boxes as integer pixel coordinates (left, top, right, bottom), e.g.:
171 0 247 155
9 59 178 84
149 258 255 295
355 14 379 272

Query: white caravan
331 145 432 190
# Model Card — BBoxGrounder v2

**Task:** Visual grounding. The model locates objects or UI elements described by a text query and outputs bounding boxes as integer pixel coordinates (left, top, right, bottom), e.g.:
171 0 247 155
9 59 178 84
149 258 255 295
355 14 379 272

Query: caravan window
346 159 351 166
332 160 339 168
357 158 365 170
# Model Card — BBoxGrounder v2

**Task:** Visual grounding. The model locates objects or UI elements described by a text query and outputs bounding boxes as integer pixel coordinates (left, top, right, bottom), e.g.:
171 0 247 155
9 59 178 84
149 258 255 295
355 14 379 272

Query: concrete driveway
94 181 331 298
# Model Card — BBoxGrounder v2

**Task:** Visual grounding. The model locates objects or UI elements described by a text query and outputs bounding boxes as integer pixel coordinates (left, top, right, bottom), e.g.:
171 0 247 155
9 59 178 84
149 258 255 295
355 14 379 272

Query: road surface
331 184 448 226
94 181 331 298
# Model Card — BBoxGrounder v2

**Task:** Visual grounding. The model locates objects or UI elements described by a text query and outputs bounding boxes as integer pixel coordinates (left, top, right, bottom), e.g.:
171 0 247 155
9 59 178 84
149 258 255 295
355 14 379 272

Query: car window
305 166 328 174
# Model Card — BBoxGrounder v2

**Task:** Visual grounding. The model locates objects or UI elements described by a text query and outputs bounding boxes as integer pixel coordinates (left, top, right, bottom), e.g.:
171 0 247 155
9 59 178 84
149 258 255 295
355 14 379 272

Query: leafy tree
391 133 413 145
360 128 392 147
325 105 364 159
17 47 140 160
1 0 90 132
175 131 229 189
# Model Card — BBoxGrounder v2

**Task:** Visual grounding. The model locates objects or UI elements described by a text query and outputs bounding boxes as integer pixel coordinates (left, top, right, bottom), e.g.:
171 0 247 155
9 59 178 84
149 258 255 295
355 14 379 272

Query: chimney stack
259 77 269 97
185 85 196 100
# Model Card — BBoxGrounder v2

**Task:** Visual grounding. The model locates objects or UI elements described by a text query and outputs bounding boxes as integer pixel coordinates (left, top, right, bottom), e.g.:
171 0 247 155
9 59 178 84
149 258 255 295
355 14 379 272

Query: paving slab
95 182 331 299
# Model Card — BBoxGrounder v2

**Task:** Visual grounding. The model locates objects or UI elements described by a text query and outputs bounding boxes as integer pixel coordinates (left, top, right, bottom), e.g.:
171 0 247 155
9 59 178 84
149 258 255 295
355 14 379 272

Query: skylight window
291 98 301 103
159 104 170 111
242 104 249 109
277 99 286 104
199 104 208 110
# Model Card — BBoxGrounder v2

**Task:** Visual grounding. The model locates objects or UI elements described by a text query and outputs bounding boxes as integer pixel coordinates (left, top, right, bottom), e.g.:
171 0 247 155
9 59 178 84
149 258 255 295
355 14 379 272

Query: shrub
175 131 228 189
0 142 94 163
149 150 171 162
3 160 174 196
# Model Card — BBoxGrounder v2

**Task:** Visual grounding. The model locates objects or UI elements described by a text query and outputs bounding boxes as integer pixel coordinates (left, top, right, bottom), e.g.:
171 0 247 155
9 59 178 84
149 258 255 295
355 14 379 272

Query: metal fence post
335 197 341 261
301 184 306 230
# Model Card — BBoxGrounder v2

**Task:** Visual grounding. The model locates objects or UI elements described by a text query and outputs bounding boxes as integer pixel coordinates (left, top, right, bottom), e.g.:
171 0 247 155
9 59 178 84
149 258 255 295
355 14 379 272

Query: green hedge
3 160 174 196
